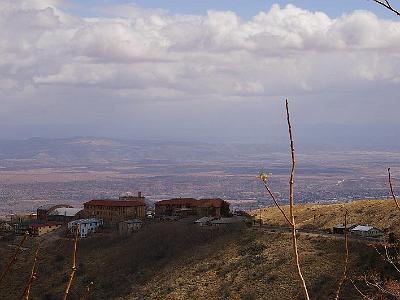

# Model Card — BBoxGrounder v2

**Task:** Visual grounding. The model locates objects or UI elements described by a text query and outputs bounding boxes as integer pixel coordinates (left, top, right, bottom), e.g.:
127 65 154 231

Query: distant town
1 138 399 217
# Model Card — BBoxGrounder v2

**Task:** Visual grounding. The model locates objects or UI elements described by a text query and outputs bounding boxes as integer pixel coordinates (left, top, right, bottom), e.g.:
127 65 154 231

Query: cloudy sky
1 0 400 147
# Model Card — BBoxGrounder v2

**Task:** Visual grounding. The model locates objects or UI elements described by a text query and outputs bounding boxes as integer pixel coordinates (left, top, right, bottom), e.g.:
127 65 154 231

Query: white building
68 218 103 238
350 225 383 238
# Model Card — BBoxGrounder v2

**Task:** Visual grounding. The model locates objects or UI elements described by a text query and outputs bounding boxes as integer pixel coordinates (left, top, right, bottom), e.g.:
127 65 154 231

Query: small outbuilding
30 222 62 236
194 216 216 226
0 222 13 232
68 218 103 238
350 225 383 238
118 219 143 235
210 216 248 226
48 207 82 223
332 224 357 234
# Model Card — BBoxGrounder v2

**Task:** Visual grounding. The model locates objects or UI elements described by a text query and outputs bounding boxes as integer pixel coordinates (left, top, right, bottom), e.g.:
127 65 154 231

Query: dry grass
255 199 400 235
1 215 398 300
122 229 376 300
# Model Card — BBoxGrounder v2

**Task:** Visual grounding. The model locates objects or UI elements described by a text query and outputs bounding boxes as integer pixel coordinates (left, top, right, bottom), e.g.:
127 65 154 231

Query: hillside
254 199 400 236
1 216 398 300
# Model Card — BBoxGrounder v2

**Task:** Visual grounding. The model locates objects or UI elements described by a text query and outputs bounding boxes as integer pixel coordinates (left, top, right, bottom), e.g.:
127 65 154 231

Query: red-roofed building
155 198 230 218
83 199 147 226
30 222 62 236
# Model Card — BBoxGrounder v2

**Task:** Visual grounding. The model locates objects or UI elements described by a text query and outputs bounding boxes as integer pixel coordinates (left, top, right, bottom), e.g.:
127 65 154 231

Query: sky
1 0 400 147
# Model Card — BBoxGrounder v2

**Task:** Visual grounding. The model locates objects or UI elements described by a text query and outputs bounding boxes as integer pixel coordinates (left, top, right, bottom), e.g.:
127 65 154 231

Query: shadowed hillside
1 218 398 300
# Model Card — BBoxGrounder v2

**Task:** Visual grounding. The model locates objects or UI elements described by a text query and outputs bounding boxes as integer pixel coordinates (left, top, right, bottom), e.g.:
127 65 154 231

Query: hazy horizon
1 1 400 148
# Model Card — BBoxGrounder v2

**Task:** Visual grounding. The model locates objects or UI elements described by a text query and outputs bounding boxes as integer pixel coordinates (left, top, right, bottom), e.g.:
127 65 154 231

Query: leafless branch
19 242 40 300
79 281 94 300
384 245 400 273
0 233 29 285
259 174 293 226
335 210 349 300
63 224 79 300
371 0 400 16
375 244 400 275
350 279 373 300
388 168 400 211
286 99 310 300
364 276 399 297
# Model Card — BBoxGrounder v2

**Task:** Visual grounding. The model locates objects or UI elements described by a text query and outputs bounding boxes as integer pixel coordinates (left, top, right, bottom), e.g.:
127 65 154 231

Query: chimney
138 191 142 198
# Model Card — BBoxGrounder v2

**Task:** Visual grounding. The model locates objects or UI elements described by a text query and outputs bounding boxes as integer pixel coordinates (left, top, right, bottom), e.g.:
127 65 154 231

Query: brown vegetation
1 211 400 299
255 199 400 236
0 233 28 285
259 99 309 299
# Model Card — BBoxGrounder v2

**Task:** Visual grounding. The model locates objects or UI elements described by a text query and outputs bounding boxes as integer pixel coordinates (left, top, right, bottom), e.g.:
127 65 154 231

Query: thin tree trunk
335 210 349 300
63 225 79 300
0 233 28 285
20 242 40 300
286 99 310 300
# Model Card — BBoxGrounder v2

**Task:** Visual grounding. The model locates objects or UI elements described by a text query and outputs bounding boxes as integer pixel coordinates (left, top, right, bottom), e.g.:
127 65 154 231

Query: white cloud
1 1 400 102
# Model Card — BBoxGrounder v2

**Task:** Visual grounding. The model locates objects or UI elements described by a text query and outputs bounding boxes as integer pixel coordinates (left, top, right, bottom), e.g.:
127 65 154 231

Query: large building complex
83 199 147 226
155 198 230 218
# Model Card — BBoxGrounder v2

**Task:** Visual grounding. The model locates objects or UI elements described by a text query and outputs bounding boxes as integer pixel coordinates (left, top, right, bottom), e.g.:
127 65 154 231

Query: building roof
49 207 82 217
195 216 216 223
156 198 227 208
351 225 379 232
37 204 73 211
211 216 246 224
69 218 103 225
30 222 61 228
84 199 146 207
333 224 357 229
20 220 45 226
156 198 197 205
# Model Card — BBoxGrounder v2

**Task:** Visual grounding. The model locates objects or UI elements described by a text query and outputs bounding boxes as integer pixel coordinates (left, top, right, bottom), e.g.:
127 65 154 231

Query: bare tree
19 242 40 300
371 0 400 16
63 225 79 300
335 210 349 300
260 99 310 300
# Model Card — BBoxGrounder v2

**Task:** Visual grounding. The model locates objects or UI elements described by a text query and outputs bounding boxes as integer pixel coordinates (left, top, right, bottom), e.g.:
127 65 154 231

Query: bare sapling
63 224 79 300
350 279 373 300
0 232 29 285
79 281 94 300
388 168 400 211
335 210 349 300
371 0 400 16
19 242 40 300
259 99 310 300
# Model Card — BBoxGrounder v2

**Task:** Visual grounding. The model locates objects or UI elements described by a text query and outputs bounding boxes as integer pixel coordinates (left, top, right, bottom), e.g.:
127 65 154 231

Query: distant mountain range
0 137 283 166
